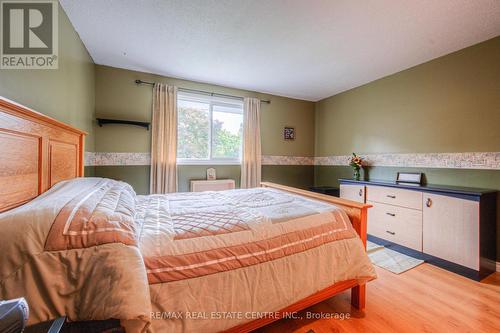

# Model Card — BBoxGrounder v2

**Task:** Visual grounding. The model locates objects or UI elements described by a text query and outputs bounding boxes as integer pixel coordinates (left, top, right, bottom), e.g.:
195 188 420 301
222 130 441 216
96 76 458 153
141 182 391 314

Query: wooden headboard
0 98 86 212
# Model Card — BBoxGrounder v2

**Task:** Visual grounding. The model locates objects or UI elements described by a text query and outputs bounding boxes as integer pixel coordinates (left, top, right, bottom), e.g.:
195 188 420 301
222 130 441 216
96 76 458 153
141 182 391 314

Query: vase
353 168 361 181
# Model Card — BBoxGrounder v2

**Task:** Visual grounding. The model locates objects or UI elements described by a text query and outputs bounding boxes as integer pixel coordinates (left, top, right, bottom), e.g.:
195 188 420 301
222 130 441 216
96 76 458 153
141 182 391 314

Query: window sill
177 160 241 166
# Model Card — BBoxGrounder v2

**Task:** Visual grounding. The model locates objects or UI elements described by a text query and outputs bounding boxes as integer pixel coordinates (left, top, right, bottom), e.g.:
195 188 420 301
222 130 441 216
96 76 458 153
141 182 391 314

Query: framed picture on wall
284 126 295 140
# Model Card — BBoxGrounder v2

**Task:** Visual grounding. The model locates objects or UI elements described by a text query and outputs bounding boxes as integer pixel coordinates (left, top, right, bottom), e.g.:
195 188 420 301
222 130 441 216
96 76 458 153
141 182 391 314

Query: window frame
176 91 244 165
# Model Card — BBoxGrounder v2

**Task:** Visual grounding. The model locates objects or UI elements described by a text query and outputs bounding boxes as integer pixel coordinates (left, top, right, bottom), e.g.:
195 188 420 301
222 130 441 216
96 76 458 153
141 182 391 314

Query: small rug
366 241 424 274
366 240 384 253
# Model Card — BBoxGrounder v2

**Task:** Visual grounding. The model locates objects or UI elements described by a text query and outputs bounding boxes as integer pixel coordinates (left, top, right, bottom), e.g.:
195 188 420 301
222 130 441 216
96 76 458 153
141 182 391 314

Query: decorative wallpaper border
85 152 151 166
315 152 500 170
261 155 314 166
85 153 314 166
85 152 500 170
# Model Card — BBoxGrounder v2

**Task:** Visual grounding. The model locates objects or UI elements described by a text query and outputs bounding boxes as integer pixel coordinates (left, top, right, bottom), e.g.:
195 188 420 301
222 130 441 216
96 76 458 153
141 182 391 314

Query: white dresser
340 179 497 280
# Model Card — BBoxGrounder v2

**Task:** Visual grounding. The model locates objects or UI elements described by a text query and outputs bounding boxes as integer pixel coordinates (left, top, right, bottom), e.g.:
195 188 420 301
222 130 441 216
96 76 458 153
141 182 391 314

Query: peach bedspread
137 188 376 332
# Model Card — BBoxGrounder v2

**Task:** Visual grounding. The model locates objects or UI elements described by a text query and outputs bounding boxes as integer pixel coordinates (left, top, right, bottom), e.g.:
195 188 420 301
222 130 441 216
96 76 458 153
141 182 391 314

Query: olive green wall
93 166 150 194
315 37 500 190
263 165 314 190
315 37 500 157
0 4 95 151
94 65 315 192
314 37 500 259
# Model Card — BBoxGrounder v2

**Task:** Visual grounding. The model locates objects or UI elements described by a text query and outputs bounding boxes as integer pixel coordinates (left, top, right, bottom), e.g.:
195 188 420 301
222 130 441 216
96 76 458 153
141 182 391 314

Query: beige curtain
241 97 262 188
150 83 178 194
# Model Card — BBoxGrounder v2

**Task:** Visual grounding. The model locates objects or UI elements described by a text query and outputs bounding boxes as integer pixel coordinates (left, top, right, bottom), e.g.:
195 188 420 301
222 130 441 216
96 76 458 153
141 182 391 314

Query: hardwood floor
257 264 500 333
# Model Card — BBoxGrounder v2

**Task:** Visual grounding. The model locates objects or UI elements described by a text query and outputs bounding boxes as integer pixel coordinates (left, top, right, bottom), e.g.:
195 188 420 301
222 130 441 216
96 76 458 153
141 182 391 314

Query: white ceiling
60 0 500 101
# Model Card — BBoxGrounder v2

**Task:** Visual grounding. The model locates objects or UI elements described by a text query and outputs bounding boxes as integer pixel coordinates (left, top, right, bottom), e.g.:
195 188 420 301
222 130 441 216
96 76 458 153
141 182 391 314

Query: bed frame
0 97 86 212
0 97 372 332
222 182 372 333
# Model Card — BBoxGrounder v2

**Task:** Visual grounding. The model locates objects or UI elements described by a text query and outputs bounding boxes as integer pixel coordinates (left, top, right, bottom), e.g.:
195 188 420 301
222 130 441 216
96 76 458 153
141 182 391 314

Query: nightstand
308 186 340 197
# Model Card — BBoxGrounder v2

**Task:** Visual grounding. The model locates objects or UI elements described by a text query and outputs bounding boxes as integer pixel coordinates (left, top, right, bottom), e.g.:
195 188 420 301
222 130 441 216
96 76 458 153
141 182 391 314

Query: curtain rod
134 79 271 104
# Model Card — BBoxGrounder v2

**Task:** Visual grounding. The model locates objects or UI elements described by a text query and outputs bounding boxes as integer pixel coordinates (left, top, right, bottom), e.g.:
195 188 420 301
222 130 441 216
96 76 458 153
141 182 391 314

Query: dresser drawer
368 201 423 251
339 184 365 203
366 185 422 210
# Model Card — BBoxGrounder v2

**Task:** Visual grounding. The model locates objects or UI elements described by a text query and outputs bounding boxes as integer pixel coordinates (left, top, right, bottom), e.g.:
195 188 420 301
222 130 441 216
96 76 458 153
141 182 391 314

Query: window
177 91 243 164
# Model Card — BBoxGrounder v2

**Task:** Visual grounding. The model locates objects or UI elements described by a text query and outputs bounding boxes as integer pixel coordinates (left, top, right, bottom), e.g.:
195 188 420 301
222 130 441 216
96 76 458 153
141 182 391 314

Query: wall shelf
96 118 150 130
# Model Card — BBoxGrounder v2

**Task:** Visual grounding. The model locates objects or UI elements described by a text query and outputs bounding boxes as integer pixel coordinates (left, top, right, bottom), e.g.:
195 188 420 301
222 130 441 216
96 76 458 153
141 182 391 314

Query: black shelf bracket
97 118 150 130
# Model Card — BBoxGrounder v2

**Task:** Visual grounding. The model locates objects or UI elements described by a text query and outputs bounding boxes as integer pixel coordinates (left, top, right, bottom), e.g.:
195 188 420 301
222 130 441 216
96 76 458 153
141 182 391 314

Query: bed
0 97 376 333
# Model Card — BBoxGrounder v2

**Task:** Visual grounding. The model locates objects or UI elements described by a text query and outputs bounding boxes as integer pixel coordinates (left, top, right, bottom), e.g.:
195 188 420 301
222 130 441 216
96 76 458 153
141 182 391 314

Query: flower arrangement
349 153 364 180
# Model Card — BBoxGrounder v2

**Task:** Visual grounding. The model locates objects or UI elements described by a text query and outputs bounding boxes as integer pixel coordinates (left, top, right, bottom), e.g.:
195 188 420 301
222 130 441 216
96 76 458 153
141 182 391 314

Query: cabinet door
422 193 479 270
340 184 365 203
